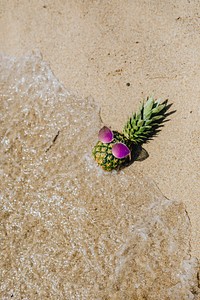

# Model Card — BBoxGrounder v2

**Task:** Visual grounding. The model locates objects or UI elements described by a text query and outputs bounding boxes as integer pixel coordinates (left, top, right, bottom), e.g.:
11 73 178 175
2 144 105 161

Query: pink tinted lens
98 126 114 143
112 142 130 159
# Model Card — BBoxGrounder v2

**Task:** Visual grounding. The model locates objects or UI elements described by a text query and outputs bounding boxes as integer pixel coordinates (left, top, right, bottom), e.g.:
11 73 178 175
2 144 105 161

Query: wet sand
1 0 199 258
1 1 200 298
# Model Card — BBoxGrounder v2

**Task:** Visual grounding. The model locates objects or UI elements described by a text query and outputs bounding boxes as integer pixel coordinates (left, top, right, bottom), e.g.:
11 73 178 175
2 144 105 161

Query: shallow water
0 52 199 299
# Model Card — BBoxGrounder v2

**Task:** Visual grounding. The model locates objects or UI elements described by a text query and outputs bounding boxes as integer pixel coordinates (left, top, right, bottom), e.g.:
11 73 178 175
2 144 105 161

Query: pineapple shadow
118 101 176 171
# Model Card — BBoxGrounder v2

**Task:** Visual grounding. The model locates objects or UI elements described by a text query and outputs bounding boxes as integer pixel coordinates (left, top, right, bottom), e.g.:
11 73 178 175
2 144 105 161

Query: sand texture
0 52 199 299
0 0 200 299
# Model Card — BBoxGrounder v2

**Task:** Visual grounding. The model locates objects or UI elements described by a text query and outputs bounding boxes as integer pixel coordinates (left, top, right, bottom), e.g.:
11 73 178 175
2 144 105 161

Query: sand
0 1 200 299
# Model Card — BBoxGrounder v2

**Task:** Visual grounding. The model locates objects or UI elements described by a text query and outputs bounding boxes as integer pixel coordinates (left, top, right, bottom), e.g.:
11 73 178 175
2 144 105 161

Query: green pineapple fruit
92 97 167 171
92 131 131 171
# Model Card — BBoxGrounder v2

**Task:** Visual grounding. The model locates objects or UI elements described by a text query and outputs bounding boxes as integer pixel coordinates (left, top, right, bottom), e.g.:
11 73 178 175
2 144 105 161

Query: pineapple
92 97 167 171
92 131 132 171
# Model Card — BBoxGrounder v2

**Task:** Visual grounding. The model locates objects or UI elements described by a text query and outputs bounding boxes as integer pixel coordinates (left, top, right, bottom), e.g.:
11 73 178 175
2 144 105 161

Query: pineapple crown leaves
123 96 171 144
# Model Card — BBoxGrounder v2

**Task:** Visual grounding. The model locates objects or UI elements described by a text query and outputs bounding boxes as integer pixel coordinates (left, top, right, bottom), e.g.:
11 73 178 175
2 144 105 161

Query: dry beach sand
1 0 200 299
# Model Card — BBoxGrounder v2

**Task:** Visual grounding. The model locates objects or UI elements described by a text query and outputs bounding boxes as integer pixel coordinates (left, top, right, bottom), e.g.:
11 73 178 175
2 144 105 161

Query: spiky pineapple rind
92 131 131 171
